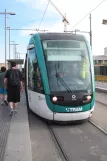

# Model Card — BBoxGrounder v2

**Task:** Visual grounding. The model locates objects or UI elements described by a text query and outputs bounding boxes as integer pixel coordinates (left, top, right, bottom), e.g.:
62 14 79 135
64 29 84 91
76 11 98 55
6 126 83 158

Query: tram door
27 45 47 116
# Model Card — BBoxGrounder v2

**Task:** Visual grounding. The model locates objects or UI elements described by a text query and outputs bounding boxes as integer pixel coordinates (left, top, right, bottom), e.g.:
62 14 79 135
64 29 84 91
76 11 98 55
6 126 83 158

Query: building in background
94 47 107 82
94 47 107 65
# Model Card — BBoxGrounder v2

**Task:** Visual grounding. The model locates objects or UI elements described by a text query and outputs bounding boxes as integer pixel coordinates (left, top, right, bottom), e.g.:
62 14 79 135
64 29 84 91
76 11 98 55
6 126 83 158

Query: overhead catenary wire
38 0 50 30
70 0 106 30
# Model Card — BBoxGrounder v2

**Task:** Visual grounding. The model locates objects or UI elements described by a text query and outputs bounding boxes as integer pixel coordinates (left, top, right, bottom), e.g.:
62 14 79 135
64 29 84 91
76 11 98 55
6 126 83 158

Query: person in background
4 62 23 116
0 66 8 106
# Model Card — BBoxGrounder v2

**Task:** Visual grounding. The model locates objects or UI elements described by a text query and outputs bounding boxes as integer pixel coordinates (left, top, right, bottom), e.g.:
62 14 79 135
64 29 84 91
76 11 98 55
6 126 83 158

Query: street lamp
16 52 20 59
0 9 16 67
10 41 15 58
14 44 19 59
10 42 19 59
6 28 48 59
7 27 10 59
16 52 25 59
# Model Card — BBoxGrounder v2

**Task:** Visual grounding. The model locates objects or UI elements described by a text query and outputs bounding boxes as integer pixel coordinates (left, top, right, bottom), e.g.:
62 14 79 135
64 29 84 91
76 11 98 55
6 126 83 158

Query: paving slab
3 93 32 161
29 111 62 161
0 104 11 161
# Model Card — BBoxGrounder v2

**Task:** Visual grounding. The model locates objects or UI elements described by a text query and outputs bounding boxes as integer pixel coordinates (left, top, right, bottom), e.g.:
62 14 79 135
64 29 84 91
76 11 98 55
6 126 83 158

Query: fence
95 75 107 82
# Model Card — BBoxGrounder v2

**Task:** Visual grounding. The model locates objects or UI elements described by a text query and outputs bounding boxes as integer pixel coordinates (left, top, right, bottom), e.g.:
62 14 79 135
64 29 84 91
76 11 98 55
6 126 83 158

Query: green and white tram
25 33 95 121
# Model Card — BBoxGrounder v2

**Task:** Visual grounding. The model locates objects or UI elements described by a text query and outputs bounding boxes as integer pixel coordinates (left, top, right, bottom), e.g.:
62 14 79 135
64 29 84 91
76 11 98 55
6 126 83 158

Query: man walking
4 62 23 115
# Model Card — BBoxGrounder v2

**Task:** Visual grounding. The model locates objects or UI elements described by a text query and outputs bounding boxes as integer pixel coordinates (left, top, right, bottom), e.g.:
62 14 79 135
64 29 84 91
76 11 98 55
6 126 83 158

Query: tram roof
36 32 85 41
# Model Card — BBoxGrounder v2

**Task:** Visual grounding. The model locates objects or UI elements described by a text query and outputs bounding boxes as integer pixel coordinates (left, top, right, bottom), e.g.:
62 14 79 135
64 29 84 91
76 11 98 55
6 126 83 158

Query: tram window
28 47 44 94
43 40 92 92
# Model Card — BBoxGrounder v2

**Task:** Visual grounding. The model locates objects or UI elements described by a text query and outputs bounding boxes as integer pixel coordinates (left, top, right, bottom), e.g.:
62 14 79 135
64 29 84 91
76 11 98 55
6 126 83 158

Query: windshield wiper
55 73 72 93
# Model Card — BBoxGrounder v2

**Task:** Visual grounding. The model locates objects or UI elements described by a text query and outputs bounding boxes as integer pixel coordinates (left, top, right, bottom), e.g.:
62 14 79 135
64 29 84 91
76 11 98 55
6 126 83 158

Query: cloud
16 0 106 27
16 0 107 55
16 0 55 12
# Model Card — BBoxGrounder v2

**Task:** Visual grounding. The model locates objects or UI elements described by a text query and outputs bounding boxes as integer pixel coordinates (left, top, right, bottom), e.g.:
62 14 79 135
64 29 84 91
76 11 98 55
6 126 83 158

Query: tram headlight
52 96 58 102
51 96 64 103
86 95 91 100
83 95 92 103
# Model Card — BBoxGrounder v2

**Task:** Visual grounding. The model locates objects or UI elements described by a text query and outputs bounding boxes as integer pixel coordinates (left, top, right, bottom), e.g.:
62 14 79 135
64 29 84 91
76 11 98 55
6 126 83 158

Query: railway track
89 119 107 135
47 116 107 161
47 123 70 161
28 93 107 161
95 100 107 107
95 90 107 106
88 99 107 136
47 120 107 161
28 110 107 161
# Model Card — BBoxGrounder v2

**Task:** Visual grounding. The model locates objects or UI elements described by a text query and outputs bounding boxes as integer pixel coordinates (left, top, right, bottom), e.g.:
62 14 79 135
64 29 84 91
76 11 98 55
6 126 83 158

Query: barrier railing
95 75 107 82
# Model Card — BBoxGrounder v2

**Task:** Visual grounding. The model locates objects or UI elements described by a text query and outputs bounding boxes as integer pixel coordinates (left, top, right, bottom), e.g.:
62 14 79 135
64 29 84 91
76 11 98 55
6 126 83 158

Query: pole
14 44 18 59
63 14 69 32
5 9 6 67
11 41 15 59
9 27 10 59
13 44 14 59
90 14 92 49
64 20 66 32
15 44 16 59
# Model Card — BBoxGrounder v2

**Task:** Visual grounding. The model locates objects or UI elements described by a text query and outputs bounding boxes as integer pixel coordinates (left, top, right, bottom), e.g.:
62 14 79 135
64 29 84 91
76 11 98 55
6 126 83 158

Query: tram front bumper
53 107 94 121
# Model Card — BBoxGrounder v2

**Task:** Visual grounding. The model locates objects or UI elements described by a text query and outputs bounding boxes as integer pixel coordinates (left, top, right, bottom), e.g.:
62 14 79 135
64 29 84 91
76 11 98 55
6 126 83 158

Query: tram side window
28 47 44 94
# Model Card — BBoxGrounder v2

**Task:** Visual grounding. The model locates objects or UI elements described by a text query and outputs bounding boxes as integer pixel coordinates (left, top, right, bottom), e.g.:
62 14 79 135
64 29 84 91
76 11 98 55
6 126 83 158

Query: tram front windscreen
42 40 92 93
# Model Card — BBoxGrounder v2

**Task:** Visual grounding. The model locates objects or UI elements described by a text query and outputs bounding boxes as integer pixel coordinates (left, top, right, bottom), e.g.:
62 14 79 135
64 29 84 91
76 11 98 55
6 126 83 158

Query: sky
0 0 107 63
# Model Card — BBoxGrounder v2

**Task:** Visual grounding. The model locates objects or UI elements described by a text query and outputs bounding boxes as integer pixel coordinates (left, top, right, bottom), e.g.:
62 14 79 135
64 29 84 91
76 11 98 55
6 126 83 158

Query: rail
47 123 70 161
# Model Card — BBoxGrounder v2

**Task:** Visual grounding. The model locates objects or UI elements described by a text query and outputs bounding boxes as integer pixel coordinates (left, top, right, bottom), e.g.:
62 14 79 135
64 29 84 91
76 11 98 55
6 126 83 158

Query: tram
25 32 95 121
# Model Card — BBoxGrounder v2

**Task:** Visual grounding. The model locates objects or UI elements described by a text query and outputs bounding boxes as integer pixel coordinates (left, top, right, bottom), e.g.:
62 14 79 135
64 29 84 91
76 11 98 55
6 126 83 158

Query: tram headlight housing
51 96 64 103
83 95 92 103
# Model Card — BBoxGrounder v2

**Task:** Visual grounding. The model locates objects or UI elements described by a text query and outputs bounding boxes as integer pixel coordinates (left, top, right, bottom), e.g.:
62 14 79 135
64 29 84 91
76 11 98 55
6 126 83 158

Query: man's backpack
9 69 20 86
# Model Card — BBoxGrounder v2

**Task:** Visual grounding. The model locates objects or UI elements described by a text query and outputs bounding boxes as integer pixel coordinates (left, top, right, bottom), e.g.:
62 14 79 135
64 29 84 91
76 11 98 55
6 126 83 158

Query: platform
3 93 32 161
0 93 60 161
0 104 11 161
